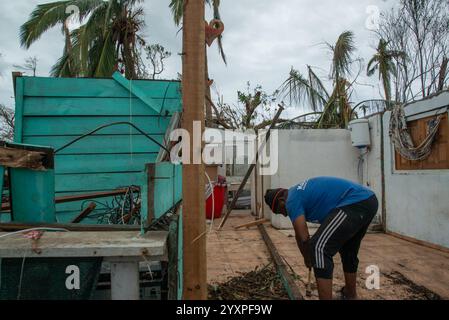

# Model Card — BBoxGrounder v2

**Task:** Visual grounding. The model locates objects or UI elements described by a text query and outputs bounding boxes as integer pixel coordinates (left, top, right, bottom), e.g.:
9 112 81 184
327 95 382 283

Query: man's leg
309 209 351 300
338 195 379 299
316 278 333 300
338 223 370 300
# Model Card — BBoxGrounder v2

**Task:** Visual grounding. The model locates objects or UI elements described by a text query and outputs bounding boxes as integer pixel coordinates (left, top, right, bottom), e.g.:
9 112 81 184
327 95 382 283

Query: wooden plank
22 77 181 99
0 222 141 232
22 116 169 136
395 113 449 170
182 0 207 300
71 202 97 223
0 147 47 170
218 106 284 230
0 230 168 259
113 72 163 114
234 218 270 230
2 189 132 212
258 224 304 300
23 97 181 116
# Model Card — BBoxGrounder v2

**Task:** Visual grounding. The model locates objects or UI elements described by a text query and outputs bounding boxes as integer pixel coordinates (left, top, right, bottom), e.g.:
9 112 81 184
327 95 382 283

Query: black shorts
309 195 379 279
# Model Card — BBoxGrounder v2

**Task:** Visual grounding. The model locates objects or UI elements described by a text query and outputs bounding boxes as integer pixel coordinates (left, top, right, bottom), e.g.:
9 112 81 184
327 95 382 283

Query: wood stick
258 224 304 300
0 147 46 170
218 106 284 230
234 219 270 230
0 222 141 232
1 188 134 212
71 202 97 224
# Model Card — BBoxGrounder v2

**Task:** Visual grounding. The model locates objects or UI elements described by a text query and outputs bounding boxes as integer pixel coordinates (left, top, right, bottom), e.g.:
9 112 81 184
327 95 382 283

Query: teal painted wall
14 76 182 223
0 166 3 210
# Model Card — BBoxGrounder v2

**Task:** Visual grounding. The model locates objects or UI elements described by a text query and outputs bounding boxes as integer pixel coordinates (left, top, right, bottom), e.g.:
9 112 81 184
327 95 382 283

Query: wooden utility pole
182 0 207 300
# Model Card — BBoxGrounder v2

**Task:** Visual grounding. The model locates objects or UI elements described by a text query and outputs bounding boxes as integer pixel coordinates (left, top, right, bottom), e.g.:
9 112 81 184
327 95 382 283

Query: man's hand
301 239 313 269
292 215 313 268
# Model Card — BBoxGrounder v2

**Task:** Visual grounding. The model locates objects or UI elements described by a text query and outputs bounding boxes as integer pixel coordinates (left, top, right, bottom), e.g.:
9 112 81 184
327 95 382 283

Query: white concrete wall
263 129 364 229
365 114 384 225
383 92 449 248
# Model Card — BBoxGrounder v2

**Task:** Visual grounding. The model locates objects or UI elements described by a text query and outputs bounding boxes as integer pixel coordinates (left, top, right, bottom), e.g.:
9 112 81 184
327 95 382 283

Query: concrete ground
207 211 449 300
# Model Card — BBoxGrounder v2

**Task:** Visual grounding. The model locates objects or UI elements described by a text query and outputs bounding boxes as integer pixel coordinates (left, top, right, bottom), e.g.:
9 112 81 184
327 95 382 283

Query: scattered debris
384 271 441 300
208 264 290 300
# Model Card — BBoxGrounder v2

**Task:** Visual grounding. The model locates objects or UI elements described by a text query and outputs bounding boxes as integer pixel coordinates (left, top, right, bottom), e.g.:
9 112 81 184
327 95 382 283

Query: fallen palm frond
208 264 290 300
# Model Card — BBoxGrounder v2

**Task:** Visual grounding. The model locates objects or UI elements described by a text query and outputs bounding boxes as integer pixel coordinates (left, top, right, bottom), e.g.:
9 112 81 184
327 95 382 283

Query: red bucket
206 185 226 220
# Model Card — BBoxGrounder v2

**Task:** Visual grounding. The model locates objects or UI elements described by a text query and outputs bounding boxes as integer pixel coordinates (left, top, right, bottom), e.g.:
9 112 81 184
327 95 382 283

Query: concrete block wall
383 92 449 248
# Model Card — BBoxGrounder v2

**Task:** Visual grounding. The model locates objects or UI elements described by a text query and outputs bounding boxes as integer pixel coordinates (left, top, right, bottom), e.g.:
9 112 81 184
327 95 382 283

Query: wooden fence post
182 0 207 300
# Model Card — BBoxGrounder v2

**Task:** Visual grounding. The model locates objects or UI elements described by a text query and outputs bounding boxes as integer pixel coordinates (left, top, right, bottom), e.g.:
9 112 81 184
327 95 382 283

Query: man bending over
264 177 378 300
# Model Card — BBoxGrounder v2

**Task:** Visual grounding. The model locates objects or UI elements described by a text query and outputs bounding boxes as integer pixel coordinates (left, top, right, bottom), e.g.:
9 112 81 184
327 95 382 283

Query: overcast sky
0 0 396 118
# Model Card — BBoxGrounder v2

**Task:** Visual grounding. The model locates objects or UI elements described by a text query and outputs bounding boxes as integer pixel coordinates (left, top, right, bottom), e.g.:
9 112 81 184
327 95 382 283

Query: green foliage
20 0 147 79
280 31 359 129
367 39 406 106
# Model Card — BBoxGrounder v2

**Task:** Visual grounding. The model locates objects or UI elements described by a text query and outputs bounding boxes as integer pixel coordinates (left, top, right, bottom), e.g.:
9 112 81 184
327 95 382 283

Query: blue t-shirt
286 177 375 224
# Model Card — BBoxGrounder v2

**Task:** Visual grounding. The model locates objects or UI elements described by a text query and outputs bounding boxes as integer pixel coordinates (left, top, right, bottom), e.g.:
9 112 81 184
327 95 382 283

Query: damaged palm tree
280 31 384 129
20 0 148 79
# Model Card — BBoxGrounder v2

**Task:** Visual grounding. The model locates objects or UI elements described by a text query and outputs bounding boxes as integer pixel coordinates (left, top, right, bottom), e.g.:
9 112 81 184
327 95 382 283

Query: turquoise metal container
3 142 57 223
10 168 56 223
0 166 4 209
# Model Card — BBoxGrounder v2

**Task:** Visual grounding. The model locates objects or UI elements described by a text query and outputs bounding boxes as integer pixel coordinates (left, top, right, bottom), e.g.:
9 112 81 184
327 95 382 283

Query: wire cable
55 122 169 154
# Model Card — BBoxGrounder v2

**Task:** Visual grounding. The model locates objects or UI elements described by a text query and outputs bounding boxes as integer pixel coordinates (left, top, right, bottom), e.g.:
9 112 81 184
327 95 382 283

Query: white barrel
349 119 371 148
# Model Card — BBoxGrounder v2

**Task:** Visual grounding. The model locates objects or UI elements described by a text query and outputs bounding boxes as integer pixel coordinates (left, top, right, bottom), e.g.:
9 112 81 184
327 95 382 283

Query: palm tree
20 0 146 79
367 39 405 107
169 0 225 127
280 31 357 128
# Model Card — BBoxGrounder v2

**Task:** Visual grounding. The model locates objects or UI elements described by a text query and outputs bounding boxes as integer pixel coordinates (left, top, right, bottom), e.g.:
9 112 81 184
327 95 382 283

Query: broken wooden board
0 222 141 232
0 231 168 260
0 146 47 171
234 219 270 230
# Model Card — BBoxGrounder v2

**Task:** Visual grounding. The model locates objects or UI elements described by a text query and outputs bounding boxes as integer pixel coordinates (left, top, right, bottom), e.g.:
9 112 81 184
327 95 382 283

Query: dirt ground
207 211 449 300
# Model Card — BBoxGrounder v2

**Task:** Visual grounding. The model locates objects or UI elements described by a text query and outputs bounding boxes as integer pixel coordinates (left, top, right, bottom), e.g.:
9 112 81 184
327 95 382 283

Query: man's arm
293 215 312 268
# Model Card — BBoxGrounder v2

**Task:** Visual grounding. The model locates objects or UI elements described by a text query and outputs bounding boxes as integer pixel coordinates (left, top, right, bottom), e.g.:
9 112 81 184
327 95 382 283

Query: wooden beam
1 188 133 212
71 202 97 223
0 146 47 171
0 222 141 232
182 0 207 300
112 72 162 114
218 106 284 230
0 230 168 259
258 224 304 300
234 218 270 230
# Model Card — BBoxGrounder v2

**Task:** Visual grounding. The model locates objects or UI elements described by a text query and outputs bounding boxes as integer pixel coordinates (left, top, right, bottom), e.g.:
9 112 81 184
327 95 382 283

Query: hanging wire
54 122 169 154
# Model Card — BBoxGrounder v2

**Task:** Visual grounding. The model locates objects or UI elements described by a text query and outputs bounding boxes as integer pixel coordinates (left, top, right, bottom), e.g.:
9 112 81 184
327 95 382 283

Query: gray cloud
0 0 396 119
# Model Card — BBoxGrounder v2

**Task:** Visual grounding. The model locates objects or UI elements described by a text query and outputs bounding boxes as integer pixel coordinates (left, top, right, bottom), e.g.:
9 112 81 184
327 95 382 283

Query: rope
389 104 444 161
